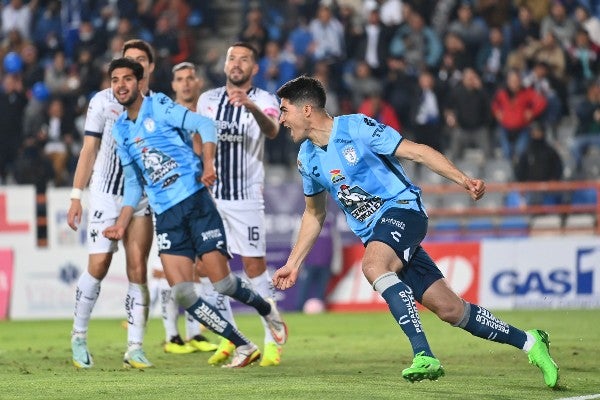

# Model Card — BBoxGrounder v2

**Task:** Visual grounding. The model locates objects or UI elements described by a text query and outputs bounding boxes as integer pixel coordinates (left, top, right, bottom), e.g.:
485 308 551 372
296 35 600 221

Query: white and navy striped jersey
196 86 280 201
84 88 126 195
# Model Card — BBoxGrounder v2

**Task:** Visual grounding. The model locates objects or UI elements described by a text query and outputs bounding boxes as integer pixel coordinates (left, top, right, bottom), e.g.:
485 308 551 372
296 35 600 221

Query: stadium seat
564 214 596 234
455 158 482 180
483 158 514 183
464 217 496 239
476 191 505 209
530 215 562 235
441 192 474 211
428 218 463 241
497 216 530 237
571 188 597 205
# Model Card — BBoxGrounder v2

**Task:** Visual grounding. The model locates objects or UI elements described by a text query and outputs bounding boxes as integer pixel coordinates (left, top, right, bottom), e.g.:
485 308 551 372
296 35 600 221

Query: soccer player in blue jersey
102 58 287 368
272 76 559 387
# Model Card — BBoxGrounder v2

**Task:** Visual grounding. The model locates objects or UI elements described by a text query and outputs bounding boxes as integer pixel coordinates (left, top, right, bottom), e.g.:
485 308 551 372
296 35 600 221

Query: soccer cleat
188 334 218 352
164 334 197 354
259 342 282 367
527 329 559 388
223 343 261 368
123 348 154 369
402 351 445 382
263 298 288 345
207 338 236 365
72 337 93 368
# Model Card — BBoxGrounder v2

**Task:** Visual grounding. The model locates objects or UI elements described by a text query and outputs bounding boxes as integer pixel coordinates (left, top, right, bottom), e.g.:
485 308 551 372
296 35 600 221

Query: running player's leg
71 195 119 368
366 208 442 382
420 261 559 388
121 204 153 368
217 200 285 361
163 253 260 368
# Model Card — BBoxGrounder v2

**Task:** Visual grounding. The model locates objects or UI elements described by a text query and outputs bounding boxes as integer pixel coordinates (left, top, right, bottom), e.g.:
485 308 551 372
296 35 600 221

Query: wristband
70 188 83 200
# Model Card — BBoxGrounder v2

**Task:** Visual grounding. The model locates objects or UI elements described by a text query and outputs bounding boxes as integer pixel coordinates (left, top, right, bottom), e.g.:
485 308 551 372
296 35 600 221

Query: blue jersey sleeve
152 93 217 144
359 115 403 156
112 120 134 165
122 163 143 208
297 150 325 196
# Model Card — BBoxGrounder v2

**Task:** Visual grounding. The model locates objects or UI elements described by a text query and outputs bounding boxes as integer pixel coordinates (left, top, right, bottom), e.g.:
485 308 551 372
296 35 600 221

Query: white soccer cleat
223 343 261 368
262 298 288 345
72 337 93 368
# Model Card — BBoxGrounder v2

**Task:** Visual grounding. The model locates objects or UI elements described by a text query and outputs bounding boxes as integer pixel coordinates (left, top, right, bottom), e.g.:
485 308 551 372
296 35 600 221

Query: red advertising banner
327 242 481 311
0 249 13 320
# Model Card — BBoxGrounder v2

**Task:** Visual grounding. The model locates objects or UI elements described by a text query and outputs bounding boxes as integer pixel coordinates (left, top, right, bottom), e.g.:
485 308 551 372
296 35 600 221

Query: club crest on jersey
342 145 359 165
141 148 178 183
330 169 346 184
143 117 155 132
337 184 382 222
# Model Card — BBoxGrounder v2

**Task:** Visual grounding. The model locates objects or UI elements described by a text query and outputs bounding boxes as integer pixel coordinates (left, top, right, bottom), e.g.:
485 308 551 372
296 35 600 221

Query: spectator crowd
1 0 600 207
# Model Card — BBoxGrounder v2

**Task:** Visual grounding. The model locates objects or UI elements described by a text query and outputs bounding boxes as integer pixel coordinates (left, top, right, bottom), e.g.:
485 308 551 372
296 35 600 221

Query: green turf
0 310 598 400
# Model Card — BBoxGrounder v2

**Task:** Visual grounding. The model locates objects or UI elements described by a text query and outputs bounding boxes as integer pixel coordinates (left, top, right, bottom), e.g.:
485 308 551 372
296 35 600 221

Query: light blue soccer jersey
112 93 217 214
298 114 426 241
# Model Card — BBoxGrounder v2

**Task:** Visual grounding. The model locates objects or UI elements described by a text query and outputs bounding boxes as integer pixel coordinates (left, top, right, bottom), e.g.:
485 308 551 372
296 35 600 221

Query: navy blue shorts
154 188 230 261
367 207 444 302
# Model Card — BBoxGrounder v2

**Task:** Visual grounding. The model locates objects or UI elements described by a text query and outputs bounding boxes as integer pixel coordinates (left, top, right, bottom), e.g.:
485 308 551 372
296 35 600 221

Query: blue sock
186 297 249 347
373 272 434 357
458 302 527 349
230 275 271 316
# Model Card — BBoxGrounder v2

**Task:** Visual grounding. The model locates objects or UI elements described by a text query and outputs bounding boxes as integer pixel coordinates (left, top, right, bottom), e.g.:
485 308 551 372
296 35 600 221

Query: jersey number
156 233 172 250
247 226 260 241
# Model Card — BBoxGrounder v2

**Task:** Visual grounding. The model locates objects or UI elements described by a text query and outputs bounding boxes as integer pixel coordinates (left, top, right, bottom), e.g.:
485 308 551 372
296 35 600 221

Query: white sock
159 279 179 341
185 311 201 340
72 270 101 337
522 331 536 352
249 270 276 345
126 282 149 349
199 277 237 329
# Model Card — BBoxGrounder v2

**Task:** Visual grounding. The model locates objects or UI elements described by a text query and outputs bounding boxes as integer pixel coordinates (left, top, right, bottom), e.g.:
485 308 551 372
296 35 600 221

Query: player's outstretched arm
394 139 486 200
273 191 327 290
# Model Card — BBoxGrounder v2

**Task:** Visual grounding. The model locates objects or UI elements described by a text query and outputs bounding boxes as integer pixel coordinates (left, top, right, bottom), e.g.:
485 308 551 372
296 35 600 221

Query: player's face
111 67 141 107
171 67 201 103
123 48 155 80
279 98 307 143
224 46 257 86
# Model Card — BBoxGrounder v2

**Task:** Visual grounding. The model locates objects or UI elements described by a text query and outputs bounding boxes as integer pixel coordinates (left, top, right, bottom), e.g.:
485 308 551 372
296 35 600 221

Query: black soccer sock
229 275 271 316
374 272 435 357
186 297 249 347
458 302 527 349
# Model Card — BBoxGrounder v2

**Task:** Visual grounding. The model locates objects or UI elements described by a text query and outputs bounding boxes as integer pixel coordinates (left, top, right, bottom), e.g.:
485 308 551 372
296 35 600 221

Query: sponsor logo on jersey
217 133 244 143
330 169 345 184
201 229 223 241
141 148 178 183
337 184 382 222
162 174 180 188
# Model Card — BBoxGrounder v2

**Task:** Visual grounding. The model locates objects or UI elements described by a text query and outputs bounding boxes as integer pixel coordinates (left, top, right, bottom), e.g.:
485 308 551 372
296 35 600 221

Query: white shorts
215 198 266 257
86 192 151 254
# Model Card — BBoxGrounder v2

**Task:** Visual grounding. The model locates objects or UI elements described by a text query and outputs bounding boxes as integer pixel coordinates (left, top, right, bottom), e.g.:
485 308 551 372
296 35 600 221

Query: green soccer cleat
164 335 197 354
123 348 154 369
223 343 261 369
402 351 445 382
527 329 559 388
188 334 218 352
259 342 282 367
208 338 236 365
71 337 93 369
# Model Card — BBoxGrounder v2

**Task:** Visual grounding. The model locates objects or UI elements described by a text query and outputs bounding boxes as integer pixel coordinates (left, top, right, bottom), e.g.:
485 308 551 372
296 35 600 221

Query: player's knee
171 281 197 308
435 299 465 325
212 273 239 296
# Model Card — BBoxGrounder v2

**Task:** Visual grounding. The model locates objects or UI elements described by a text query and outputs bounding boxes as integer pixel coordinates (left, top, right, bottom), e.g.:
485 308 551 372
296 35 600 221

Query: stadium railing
422 180 600 240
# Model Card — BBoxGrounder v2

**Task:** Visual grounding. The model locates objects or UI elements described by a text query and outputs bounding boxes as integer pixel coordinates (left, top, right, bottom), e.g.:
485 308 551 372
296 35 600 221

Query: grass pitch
0 309 598 400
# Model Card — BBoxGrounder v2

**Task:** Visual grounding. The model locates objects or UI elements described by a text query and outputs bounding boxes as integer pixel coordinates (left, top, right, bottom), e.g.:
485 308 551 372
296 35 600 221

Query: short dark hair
229 41 259 62
276 76 327 109
122 39 155 64
108 57 144 81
